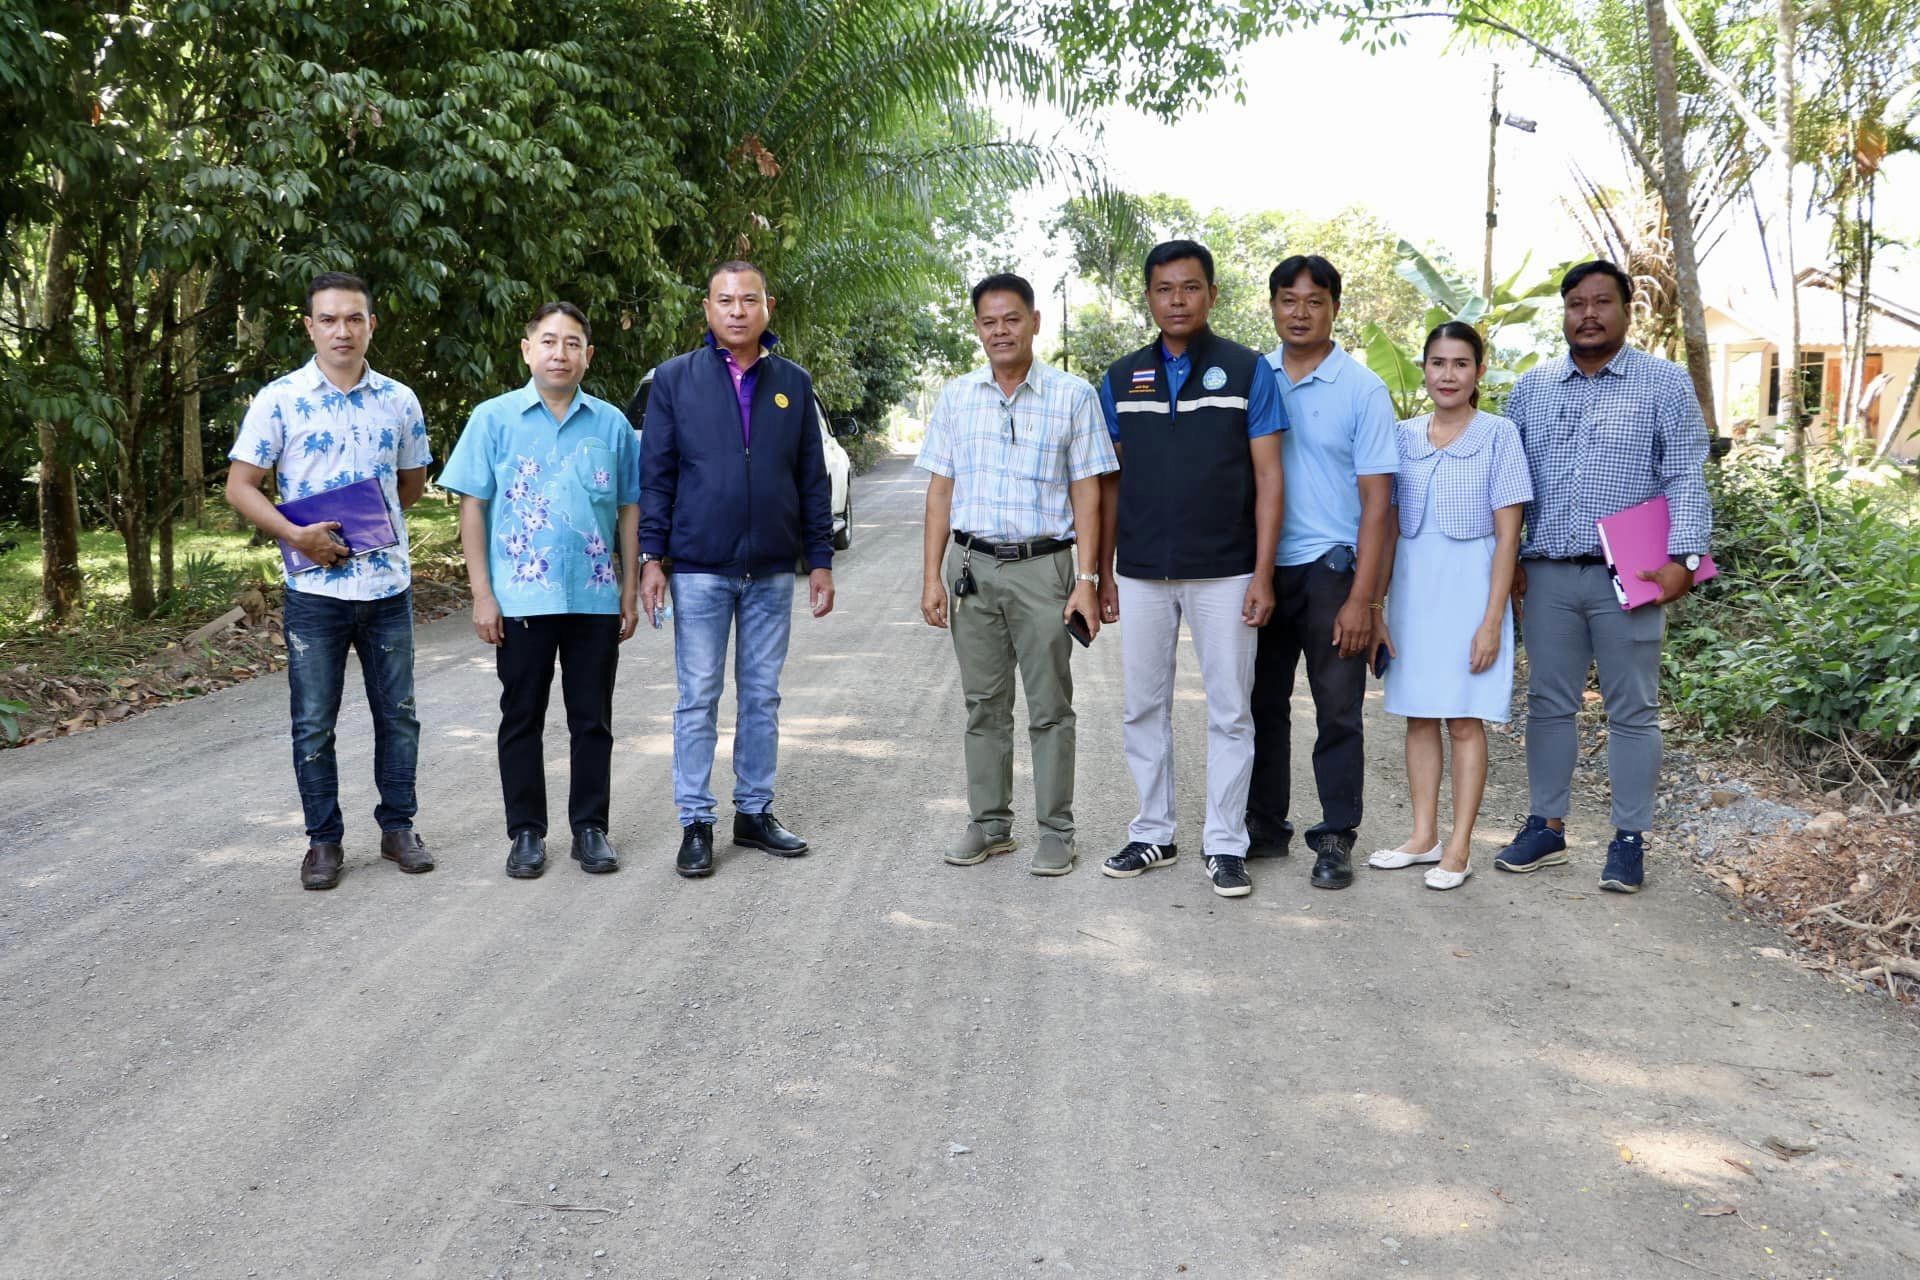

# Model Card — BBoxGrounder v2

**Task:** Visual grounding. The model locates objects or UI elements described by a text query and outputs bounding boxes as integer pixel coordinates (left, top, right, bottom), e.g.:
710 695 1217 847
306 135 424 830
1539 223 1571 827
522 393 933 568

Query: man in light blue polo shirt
439 302 641 880
1248 254 1399 891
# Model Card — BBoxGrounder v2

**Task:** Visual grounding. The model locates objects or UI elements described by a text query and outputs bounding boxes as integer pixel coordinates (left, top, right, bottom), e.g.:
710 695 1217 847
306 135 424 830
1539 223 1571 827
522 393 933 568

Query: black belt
953 532 1074 562
1524 554 1608 567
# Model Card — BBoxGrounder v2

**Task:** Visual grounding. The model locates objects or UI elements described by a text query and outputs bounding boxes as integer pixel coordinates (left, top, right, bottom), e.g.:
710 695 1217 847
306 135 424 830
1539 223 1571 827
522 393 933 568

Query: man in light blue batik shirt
226 271 434 891
439 302 641 881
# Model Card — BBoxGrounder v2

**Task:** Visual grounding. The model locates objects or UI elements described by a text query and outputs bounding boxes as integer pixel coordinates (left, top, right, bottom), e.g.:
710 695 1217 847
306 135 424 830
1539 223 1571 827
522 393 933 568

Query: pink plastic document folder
274 477 399 574
1594 495 1719 610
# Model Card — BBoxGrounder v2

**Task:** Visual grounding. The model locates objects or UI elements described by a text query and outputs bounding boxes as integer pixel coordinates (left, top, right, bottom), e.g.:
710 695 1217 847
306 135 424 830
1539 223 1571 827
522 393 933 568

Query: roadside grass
0 498 464 640
0 493 464 672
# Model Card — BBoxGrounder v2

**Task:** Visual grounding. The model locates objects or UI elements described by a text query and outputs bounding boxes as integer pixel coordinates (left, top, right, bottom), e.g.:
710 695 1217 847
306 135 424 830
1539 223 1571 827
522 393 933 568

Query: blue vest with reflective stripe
1105 329 1263 579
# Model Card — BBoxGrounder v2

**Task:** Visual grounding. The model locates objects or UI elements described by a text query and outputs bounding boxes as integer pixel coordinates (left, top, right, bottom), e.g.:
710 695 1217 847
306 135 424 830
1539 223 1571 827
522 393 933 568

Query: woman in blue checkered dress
1367 323 1534 889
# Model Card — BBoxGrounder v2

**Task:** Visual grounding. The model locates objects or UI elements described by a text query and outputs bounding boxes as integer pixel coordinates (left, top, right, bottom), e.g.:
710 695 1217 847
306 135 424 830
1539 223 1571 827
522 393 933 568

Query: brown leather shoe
380 828 434 873
301 842 344 890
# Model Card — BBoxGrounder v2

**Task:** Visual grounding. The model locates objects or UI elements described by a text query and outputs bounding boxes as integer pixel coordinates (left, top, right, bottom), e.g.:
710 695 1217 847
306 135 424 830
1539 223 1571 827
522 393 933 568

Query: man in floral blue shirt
439 302 641 880
226 271 434 890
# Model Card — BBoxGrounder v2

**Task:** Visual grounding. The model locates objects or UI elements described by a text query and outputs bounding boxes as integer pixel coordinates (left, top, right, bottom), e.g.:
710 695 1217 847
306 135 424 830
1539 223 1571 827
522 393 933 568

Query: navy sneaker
1494 816 1569 873
1599 830 1646 893
1102 841 1177 878
1205 854 1252 898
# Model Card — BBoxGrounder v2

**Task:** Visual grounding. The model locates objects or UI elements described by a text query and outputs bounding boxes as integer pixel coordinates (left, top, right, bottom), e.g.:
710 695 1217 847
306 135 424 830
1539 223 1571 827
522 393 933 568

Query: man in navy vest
1095 240 1288 899
638 260 836 879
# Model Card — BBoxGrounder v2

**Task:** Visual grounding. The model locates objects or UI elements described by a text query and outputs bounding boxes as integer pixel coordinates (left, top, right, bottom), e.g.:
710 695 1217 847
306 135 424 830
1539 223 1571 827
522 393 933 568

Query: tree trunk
1874 359 1919 461
35 212 84 621
157 288 178 604
1776 0 1803 454
1849 179 1876 453
179 267 206 524
1643 0 1720 435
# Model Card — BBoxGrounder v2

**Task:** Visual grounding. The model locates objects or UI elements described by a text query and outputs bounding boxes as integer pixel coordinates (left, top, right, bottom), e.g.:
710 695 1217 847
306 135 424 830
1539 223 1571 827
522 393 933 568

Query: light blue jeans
669 572 796 825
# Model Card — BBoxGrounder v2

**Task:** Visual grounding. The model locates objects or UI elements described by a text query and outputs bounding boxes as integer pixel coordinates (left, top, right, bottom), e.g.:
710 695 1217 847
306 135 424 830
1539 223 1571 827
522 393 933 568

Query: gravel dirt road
3 455 1917 1279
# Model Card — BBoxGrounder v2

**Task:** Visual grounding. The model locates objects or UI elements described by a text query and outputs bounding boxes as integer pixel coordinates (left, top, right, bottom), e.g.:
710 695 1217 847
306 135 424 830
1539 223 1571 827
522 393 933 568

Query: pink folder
1594 496 1719 610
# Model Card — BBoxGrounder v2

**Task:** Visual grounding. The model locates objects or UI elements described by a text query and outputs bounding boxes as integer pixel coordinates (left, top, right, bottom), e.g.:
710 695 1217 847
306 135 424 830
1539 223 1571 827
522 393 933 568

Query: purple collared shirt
718 346 760 445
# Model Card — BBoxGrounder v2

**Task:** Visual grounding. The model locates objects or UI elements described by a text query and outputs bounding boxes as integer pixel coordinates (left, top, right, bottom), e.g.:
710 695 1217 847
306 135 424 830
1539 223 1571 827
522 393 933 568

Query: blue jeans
283 587 420 843
669 572 795 825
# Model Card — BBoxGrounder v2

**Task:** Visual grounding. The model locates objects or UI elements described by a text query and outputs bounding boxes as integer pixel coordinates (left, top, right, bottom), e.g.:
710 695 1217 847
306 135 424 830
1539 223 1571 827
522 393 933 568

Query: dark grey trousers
1521 560 1666 833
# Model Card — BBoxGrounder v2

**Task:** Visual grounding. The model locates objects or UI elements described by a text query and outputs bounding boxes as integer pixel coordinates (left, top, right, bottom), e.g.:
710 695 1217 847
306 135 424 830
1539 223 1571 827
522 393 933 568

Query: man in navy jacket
639 260 836 878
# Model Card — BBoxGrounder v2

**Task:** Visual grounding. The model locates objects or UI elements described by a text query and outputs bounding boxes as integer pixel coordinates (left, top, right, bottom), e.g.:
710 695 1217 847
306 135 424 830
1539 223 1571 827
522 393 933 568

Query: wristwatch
1673 553 1702 573
641 552 667 566
1075 572 1100 586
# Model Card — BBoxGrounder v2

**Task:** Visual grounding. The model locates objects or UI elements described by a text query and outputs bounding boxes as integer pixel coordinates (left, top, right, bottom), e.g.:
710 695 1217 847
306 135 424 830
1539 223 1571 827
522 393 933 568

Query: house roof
1712 268 1920 351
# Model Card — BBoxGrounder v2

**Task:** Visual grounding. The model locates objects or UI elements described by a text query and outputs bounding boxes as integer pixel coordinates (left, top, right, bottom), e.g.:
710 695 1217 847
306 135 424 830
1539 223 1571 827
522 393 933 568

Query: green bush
1665 454 1920 777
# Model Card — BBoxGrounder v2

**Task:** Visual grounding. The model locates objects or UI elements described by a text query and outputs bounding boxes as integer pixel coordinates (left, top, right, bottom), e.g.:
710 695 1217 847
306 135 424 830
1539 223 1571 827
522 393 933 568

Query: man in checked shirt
1495 261 1713 894
917 273 1117 877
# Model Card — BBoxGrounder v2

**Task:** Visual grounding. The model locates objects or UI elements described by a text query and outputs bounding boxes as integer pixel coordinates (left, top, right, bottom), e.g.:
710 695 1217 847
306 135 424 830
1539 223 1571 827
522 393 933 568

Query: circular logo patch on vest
774 392 790 409
1201 365 1228 391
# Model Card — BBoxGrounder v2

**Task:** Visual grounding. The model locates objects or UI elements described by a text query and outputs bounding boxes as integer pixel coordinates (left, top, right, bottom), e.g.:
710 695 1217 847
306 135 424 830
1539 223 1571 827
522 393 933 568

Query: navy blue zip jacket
638 333 833 576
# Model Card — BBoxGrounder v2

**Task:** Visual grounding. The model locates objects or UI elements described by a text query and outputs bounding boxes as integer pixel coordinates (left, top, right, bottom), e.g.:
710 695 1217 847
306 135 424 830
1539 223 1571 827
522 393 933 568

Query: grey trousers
1521 559 1666 833
946 543 1077 838
1118 573 1257 858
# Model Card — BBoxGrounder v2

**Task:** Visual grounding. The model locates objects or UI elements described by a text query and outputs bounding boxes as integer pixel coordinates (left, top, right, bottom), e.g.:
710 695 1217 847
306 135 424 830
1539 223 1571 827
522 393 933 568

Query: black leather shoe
571 827 620 874
1245 811 1292 859
301 842 343 890
677 821 715 878
733 810 809 857
1309 836 1355 890
506 832 547 879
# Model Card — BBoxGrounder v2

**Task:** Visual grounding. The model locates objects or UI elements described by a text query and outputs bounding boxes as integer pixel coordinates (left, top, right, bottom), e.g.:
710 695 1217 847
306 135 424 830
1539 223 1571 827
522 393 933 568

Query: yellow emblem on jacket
774 392 790 409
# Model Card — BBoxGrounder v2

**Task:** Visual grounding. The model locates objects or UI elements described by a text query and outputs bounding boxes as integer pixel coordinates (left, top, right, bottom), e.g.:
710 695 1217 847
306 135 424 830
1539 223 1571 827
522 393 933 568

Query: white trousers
1117 573 1257 857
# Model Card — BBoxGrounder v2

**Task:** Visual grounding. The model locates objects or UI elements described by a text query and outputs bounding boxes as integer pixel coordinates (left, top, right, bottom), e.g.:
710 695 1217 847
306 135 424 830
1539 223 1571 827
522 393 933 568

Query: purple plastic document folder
1594 495 1719 610
274 477 399 574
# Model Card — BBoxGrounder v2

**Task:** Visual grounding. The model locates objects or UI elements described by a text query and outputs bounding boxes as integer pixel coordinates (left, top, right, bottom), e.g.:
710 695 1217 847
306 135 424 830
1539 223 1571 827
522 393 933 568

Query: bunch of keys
951 548 977 598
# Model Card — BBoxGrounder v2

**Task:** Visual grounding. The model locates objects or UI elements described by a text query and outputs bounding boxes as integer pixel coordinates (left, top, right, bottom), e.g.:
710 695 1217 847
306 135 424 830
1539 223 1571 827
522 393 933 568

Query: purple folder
274 477 399 574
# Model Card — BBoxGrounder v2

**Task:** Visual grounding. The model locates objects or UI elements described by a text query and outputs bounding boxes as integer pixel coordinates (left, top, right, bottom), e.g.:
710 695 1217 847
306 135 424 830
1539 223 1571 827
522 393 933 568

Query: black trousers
496 613 620 838
1247 557 1368 849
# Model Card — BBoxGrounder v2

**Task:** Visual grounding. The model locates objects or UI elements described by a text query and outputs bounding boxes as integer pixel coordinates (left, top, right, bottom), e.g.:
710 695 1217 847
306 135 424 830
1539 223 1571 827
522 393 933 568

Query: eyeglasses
1001 406 1018 443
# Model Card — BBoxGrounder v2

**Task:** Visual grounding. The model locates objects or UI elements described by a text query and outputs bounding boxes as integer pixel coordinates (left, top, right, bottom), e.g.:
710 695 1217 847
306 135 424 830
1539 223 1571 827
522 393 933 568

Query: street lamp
1483 67 1540 301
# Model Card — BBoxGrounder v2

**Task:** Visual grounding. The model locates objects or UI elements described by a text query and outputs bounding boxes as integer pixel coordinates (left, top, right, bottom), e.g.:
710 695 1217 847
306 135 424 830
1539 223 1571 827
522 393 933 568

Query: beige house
1706 268 1920 462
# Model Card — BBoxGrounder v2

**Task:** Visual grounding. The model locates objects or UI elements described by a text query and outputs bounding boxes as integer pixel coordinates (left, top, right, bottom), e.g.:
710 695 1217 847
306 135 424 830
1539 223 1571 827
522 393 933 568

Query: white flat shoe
1367 842 1443 870
1424 860 1473 890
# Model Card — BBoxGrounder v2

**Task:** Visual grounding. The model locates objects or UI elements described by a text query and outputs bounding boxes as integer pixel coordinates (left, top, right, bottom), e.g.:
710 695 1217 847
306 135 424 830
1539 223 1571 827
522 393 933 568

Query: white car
624 368 853 553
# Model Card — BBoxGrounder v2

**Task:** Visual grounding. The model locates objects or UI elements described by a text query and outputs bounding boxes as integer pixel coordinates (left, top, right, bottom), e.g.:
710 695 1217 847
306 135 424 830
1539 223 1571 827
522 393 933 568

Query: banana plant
1360 240 1568 416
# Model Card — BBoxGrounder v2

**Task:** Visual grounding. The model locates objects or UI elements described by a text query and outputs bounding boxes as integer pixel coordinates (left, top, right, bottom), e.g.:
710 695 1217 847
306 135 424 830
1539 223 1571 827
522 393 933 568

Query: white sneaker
1367 842 1443 870
1424 859 1473 890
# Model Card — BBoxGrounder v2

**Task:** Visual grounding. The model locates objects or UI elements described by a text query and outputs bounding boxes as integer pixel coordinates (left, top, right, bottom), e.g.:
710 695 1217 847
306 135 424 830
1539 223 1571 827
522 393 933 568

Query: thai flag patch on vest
1128 367 1157 393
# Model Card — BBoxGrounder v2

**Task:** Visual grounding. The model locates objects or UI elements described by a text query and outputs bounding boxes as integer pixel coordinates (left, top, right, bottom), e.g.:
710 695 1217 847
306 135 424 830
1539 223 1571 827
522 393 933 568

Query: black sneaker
1101 841 1177 878
1206 854 1251 897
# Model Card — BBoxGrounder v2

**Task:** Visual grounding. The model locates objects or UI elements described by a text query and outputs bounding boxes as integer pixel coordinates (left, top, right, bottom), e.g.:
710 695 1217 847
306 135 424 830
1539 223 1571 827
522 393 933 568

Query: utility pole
1483 64 1500 305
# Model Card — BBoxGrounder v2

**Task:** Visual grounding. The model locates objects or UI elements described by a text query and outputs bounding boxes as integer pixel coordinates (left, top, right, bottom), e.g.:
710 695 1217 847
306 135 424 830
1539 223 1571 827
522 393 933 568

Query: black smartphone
1370 642 1392 679
1064 611 1093 648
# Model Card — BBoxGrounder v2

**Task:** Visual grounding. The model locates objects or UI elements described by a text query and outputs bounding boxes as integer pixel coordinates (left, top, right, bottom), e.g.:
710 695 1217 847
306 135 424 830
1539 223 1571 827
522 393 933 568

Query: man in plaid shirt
1495 261 1713 894
917 273 1117 876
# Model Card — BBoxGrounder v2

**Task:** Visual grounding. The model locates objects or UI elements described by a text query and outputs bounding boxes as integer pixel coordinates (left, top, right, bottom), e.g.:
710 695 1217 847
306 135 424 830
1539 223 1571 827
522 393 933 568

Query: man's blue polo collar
1273 341 1352 388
